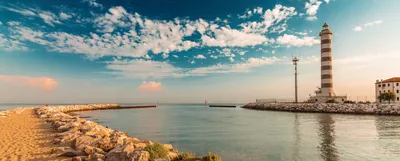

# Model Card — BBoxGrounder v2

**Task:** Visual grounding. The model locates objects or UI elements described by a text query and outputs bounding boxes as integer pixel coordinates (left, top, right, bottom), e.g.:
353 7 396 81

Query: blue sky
0 0 399 103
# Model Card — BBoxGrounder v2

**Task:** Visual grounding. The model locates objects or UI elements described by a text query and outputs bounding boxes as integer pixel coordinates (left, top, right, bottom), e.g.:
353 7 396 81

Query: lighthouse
319 23 334 97
309 23 347 103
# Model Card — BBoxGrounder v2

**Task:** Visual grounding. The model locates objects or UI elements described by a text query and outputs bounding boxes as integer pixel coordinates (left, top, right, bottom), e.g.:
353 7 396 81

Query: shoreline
242 102 400 116
0 107 70 160
1 104 220 161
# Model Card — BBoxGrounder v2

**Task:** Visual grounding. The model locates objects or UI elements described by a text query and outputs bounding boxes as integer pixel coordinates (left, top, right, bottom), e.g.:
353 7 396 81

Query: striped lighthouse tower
319 23 334 97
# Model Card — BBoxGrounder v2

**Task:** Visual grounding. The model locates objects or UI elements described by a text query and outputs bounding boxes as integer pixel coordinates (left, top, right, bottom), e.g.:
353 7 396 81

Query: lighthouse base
309 95 347 103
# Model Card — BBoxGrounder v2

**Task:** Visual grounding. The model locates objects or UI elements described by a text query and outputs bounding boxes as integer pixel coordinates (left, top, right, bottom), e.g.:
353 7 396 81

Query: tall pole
292 57 299 103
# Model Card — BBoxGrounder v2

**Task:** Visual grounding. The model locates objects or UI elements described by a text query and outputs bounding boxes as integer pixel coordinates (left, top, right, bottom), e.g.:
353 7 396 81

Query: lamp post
292 56 300 103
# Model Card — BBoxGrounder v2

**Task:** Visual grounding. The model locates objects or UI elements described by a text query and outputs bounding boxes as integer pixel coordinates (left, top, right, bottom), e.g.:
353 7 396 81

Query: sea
2 104 400 161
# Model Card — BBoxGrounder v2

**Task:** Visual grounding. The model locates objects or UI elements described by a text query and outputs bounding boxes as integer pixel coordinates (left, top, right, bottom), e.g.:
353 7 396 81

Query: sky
0 0 399 104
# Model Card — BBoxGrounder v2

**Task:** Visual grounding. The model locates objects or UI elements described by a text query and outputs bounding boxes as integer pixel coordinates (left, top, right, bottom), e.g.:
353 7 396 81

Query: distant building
309 23 347 103
375 77 400 103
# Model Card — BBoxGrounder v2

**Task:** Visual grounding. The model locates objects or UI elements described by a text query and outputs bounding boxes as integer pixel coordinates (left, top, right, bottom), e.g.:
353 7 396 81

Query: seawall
242 102 400 115
35 104 220 161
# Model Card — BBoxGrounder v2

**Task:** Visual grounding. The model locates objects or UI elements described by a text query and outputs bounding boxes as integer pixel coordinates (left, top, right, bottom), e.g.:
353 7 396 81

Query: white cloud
229 57 235 62
38 11 62 26
138 81 162 92
190 60 195 64
0 6 65 26
201 27 271 47
324 0 330 3
352 20 382 32
239 5 297 34
0 33 28 51
194 54 206 59
94 6 129 33
83 0 103 9
352 26 363 32
210 55 218 59
7 21 21 26
219 48 235 57
0 6 36 16
305 0 322 21
106 59 185 79
143 54 151 59
238 14 248 19
162 53 169 59
254 7 263 15
10 20 198 58
305 16 317 21
10 26 50 46
276 34 319 47
5 4 312 67
295 31 308 36
59 12 72 20
364 20 382 27
188 57 282 76
172 55 178 58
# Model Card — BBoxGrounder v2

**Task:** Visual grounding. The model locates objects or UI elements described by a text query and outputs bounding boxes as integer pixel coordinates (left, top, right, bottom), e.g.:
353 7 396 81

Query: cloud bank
0 75 58 90
138 81 162 92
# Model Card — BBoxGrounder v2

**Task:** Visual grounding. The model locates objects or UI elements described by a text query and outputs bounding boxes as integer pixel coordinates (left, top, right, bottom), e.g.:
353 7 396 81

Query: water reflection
291 113 301 161
318 114 339 161
375 116 400 155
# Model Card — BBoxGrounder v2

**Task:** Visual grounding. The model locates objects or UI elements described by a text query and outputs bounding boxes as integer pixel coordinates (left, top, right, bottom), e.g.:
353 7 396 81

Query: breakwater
36 104 220 161
209 105 236 108
0 107 34 118
242 102 400 115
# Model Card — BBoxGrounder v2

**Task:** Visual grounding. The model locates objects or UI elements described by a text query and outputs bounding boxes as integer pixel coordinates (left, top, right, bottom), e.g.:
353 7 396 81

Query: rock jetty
242 102 400 115
35 104 220 161
0 107 35 118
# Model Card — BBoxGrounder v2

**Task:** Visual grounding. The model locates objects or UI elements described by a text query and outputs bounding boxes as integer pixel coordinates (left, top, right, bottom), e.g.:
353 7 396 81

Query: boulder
154 159 167 161
104 143 135 161
163 144 173 151
72 156 83 161
92 137 115 152
85 126 112 137
88 153 105 161
133 143 147 149
56 146 75 153
142 140 153 145
167 152 178 160
56 129 82 144
74 135 97 148
125 138 140 144
58 151 83 157
57 125 72 132
131 150 150 161
84 146 96 155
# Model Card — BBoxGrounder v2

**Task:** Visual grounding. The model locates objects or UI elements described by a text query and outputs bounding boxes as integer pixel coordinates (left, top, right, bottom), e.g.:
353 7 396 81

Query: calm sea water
71 104 400 161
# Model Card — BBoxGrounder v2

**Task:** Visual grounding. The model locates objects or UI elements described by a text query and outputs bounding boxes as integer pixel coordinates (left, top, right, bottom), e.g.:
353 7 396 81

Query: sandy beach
0 109 68 161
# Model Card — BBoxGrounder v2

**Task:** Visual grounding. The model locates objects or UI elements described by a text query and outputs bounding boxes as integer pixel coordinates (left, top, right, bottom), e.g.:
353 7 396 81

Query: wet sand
0 109 68 161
